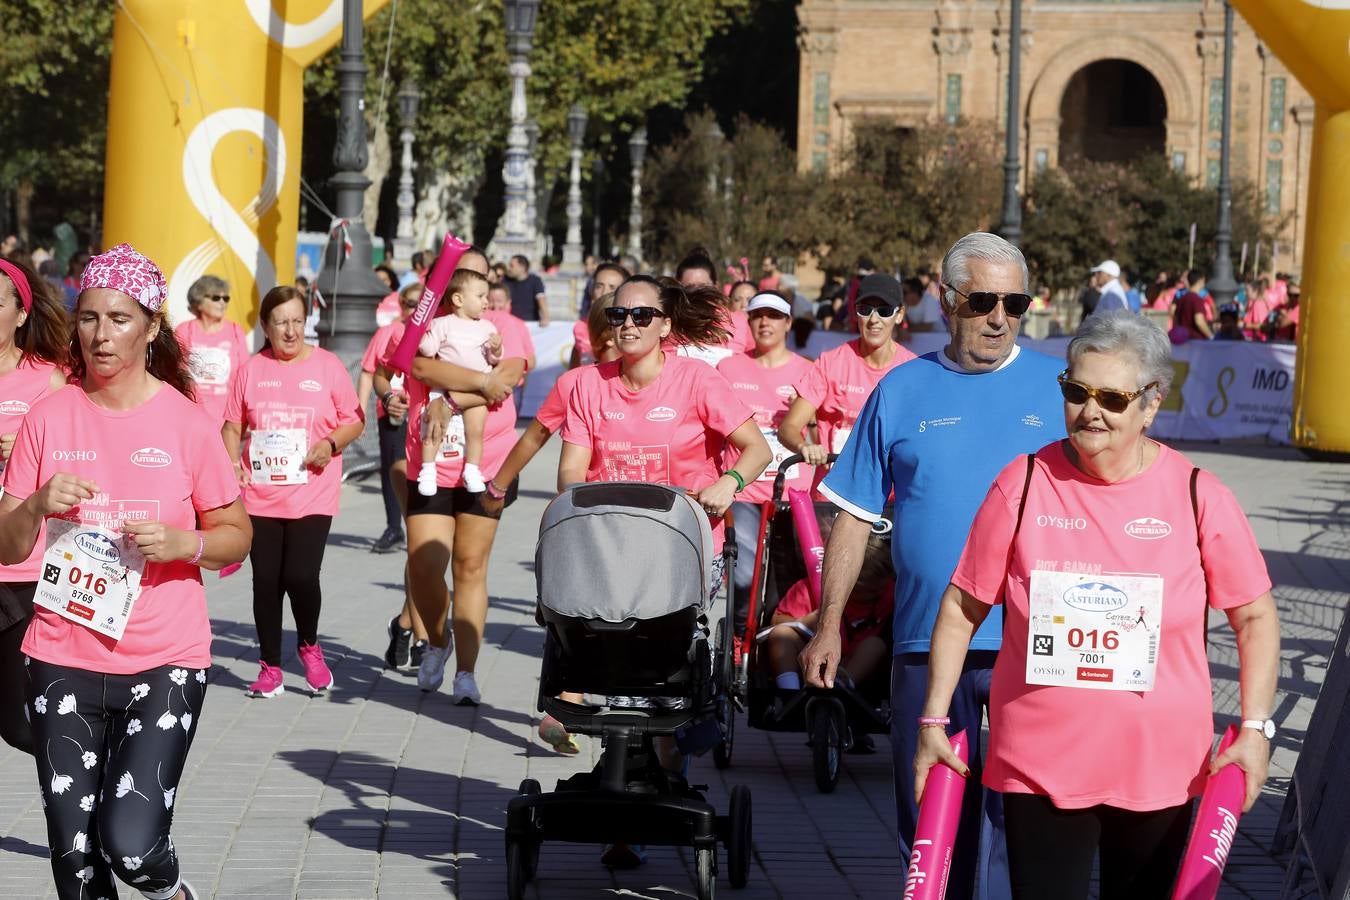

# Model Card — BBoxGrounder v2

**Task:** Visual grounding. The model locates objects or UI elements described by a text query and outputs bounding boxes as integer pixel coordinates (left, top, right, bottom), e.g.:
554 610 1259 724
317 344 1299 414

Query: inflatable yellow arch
101 0 387 332
1233 0 1349 455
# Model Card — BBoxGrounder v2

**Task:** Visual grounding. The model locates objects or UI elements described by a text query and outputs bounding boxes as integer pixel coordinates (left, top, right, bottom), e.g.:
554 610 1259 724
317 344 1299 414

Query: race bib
759 427 799 483
35 520 145 640
1026 570 1163 692
249 429 308 485
425 413 466 462
830 425 853 454
187 345 231 387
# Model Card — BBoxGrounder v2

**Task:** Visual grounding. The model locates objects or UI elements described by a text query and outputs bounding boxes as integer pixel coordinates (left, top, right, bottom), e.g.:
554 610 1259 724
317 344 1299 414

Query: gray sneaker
417 638 452 693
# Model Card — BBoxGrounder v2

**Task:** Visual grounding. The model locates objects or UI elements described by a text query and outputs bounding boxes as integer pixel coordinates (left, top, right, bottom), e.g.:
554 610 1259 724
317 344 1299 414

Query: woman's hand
913 726 970 805
304 440 334 471
799 442 829 466
0 431 16 462
385 390 409 421
481 370 513 404
233 457 250 487
123 521 194 564
28 473 99 517
693 476 737 519
425 397 453 447
1211 728 1271 813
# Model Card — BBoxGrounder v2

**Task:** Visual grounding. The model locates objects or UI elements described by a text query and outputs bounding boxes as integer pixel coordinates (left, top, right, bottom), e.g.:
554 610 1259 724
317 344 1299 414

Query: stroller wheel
726 785 752 888
506 839 529 900
713 693 735 770
807 699 844 794
696 844 717 900
514 779 542 881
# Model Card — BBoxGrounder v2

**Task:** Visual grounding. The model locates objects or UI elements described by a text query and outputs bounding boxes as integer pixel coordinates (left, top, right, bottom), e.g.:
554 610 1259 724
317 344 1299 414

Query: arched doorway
1058 60 1167 163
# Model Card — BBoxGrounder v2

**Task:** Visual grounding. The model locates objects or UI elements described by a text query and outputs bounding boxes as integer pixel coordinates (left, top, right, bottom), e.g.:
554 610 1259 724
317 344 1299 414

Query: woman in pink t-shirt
0 257 70 755
915 312 1280 899
0 244 251 900
173 274 249 424
568 262 628 369
222 286 365 700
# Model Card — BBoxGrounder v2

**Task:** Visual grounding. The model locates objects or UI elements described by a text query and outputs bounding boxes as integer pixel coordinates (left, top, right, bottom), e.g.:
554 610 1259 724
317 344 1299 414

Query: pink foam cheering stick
1171 726 1245 900
386 232 471 374
787 489 825 605
905 729 969 900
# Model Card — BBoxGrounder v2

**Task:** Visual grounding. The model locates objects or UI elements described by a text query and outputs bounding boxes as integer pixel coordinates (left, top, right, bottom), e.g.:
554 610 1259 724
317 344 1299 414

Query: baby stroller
504 482 751 900
724 453 893 793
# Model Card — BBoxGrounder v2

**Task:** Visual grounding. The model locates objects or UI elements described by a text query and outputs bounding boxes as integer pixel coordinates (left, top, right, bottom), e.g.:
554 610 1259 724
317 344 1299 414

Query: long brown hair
68 297 196 400
2 257 70 368
258 285 307 352
617 275 728 347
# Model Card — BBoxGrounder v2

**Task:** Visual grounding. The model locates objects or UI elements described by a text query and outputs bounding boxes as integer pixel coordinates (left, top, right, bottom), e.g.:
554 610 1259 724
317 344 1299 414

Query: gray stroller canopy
537 482 715 622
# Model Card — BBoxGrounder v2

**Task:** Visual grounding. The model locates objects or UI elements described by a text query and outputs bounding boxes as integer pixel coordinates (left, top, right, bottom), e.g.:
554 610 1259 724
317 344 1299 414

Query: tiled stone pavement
0 437 1343 899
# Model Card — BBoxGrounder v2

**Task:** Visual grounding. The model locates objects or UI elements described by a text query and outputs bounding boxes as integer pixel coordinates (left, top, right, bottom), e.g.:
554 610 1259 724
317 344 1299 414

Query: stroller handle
772 452 839 502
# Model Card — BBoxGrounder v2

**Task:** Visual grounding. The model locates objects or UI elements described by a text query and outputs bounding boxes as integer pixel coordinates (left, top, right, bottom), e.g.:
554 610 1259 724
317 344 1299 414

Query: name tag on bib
35 520 145 640
1025 569 1163 692
250 429 308 484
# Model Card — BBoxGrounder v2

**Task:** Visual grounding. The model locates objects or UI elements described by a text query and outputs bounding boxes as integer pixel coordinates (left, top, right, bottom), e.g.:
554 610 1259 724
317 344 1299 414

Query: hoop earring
146 342 153 368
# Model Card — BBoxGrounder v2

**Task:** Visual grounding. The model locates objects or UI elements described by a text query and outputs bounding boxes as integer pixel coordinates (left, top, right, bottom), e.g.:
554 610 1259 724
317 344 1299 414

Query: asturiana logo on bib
130 447 172 468
1062 581 1128 612
74 531 121 564
1124 517 1172 540
299 379 323 392
646 406 676 422
0 399 29 415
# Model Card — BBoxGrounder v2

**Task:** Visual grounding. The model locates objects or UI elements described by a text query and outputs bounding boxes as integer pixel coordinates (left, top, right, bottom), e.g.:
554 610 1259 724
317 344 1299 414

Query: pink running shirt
484 309 535 386
951 441 1272 811
224 347 363 519
571 319 593 364
536 366 586 434
174 317 250 424
716 351 815 504
560 354 753 549
0 358 63 582
793 339 915 455
361 321 405 418
5 384 239 674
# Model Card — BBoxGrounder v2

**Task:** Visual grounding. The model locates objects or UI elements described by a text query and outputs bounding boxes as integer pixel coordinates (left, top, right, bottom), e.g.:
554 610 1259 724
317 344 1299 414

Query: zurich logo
74 532 121 564
1062 581 1128 613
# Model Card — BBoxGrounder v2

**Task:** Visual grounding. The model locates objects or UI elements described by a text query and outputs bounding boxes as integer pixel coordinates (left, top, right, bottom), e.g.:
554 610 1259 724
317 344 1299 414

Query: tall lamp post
997 0 1024 246
591 156 604 258
1207 1 1239 308
562 103 588 271
496 0 540 262
524 117 541 254
391 79 421 269
627 126 647 265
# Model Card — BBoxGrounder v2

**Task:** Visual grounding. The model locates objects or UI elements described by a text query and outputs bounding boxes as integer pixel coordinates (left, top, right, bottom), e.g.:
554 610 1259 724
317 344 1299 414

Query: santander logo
299 379 323 393
0 399 30 415
130 447 172 468
1125 517 1172 540
646 406 676 422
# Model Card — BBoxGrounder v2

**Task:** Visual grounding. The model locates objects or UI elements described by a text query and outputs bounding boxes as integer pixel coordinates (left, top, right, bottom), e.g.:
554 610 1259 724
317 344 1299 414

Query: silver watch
1241 718 1276 739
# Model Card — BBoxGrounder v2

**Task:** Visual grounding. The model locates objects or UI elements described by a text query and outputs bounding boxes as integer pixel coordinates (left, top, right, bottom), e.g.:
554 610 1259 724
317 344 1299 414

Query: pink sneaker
246 662 285 698
298 643 334 694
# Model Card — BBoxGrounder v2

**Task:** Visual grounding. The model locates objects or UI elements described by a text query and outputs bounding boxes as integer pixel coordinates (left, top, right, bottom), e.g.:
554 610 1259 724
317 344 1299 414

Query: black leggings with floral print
26 656 207 900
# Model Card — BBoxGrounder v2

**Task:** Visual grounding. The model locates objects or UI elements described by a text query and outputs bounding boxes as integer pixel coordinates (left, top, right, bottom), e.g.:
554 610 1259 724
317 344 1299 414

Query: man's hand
799 629 842 689
28 473 98 517
1211 728 1271 813
123 521 194 564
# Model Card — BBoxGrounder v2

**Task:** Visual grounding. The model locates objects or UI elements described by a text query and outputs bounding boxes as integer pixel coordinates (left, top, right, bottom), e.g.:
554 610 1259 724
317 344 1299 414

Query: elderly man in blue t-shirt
801 232 1066 900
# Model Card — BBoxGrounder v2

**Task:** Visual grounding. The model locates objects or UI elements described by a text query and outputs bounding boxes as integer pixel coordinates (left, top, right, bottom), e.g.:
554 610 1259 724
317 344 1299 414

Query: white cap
1090 260 1121 278
746 293 791 316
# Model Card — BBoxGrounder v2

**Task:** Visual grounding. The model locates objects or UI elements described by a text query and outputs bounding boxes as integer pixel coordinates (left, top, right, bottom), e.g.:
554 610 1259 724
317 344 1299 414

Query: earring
146 343 154 367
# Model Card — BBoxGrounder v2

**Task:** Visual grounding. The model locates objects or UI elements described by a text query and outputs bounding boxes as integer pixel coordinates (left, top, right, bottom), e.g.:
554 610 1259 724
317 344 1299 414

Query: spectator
1124 271 1144 314
1089 260 1128 315
1214 304 1246 341
1031 284 1052 312
1172 269 1213 341
1076 277 1101 322
1243 278 1273 341
374 264 398 292
901 276 943 333
398 250 429 289
0 234 18 257
505 254 549 326
1270 282 1300 342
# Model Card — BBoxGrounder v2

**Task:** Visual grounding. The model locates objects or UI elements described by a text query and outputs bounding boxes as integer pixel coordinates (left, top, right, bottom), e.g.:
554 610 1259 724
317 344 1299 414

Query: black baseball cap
857 273 901 307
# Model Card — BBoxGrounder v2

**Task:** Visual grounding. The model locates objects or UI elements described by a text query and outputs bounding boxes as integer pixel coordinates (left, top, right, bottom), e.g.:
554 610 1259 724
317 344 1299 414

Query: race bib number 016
1025 570 1163 692
35 520 145 641
250 429 308 485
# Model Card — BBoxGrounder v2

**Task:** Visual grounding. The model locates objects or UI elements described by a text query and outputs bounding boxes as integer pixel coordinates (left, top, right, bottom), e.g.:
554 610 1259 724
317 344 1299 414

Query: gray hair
1068 311 1174 401
186 275 228 313
940 232 1029 312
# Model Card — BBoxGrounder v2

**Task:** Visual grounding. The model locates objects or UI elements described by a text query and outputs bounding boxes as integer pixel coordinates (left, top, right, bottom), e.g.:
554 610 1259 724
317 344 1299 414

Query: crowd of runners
0 230 1282 900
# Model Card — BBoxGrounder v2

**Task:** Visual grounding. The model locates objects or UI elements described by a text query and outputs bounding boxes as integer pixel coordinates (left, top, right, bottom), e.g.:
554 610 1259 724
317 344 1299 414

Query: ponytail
618 275 729 347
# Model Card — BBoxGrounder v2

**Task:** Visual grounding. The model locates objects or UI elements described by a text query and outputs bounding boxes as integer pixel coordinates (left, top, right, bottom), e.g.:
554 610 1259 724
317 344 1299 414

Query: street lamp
1207 1 1239 308
496 0 540 262
562 103 588 271
627 126 648 264
591 155 604 258
392 78 422 269
706 119 725 202
524 117 541 252
997 0 1024 246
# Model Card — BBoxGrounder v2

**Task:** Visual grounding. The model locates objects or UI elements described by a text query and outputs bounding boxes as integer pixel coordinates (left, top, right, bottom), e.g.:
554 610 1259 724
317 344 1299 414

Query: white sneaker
417 637 452 692
462 464 486 493
417 465 438 497
450 671 481 706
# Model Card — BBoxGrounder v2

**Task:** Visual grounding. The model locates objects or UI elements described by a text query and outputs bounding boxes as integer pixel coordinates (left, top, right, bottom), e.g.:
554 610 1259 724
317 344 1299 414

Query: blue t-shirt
819 345 1067 654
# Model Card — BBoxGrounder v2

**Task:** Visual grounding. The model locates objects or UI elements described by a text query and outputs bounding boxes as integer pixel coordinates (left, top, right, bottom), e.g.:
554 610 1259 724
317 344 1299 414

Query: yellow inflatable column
102 0 387 333
1233 0 1350 455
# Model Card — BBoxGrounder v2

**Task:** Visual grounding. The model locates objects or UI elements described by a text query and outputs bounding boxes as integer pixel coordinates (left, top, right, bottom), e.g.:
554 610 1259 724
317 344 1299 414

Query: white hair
939 232 1029 312
1068 311 1174 401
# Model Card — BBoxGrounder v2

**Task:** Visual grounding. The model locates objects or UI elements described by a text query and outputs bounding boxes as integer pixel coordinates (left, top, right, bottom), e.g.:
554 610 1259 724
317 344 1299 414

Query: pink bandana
80 243 167 312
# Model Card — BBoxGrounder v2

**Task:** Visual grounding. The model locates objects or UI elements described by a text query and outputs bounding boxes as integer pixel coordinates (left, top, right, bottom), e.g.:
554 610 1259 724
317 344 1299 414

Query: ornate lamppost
1207 1 1239 308
562 103 588 271
627 126 647 265
391 78 421 269
591 155 604 258
496 0 540 262
997 0 1024 246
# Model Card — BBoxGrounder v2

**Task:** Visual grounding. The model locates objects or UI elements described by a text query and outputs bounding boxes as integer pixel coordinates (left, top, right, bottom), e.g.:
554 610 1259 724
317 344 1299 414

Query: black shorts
405 477 519 520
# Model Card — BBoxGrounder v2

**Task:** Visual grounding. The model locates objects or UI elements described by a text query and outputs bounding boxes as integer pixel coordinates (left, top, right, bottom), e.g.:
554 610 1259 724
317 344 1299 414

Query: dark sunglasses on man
1057 371 1158 414
946 284 1032 317
604 306 666 328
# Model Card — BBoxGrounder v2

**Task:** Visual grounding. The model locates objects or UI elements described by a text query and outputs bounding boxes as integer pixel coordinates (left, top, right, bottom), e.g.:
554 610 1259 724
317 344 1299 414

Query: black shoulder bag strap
999 453 1038 634
1190 466 1208 649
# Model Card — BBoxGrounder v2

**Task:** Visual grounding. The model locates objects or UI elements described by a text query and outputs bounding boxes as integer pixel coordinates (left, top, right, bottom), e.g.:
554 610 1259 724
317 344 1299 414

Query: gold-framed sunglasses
1057 370 1157 413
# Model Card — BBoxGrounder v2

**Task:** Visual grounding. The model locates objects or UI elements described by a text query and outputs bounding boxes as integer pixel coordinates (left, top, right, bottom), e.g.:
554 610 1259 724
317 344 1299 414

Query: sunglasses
1057 371 1158 414
206 294 230 303
748 308 790 321
604 306 666 328
855 303 899 319
946 285 1032 317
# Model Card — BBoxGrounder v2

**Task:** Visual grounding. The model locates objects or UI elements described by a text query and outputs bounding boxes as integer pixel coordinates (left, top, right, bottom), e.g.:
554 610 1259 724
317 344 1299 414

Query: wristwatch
1241 718 1277 739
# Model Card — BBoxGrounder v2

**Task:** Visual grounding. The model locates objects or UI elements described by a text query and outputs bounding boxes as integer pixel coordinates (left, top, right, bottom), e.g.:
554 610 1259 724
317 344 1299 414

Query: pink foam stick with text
905 729 969 900
787 489 825 605
1171 726 1245 900
386 232 471 374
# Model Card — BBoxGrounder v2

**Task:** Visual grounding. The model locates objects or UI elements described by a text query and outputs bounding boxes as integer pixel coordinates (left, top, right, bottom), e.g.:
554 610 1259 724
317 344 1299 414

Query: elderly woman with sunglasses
174 275 248 424
915 311 1280 900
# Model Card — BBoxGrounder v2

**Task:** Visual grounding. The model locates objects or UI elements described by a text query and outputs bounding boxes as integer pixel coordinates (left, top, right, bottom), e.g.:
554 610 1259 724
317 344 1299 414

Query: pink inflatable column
904 729 970 900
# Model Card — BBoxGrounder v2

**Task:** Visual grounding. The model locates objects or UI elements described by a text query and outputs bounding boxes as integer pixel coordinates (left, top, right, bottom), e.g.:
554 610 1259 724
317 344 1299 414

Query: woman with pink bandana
0 244 252 900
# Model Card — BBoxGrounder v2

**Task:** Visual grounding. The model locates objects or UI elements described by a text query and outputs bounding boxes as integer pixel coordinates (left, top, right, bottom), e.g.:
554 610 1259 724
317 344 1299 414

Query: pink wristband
917 716 951 727
188 531 205 566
